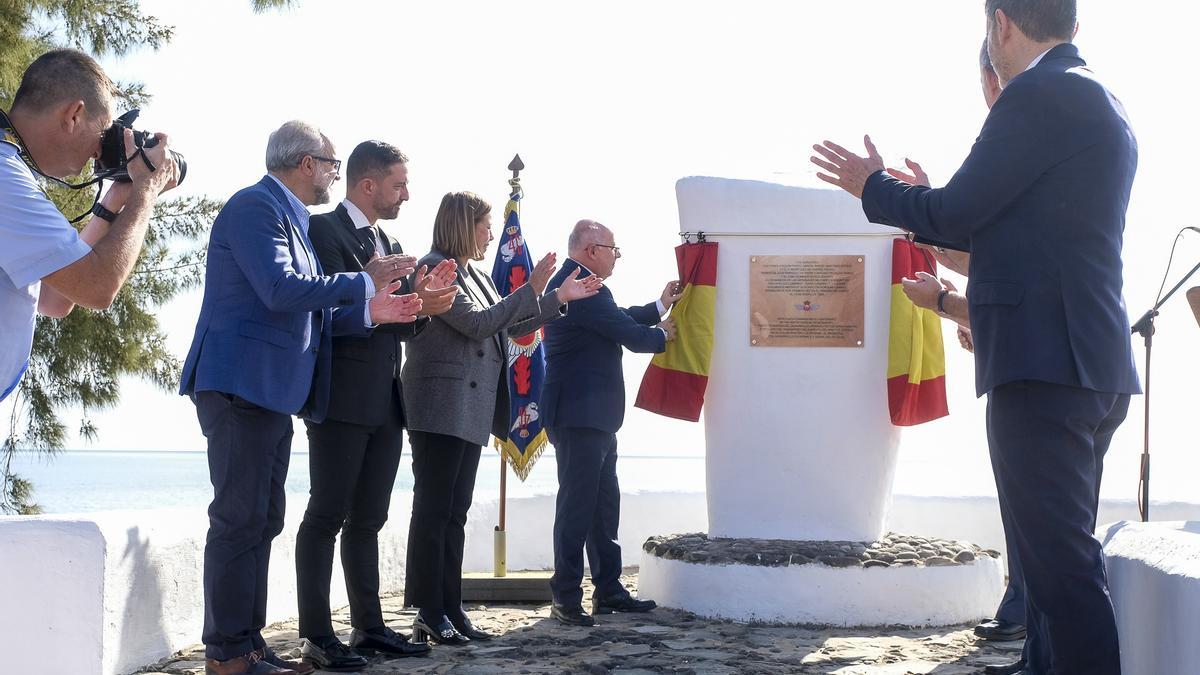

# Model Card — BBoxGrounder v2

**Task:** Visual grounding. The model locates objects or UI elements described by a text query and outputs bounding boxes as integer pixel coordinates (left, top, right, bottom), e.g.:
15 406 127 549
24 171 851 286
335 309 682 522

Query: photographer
0 48 177 402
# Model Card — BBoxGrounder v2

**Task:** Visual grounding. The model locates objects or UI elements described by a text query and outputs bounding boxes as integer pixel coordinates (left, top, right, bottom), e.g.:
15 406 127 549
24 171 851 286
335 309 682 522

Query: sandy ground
139 572 1020 675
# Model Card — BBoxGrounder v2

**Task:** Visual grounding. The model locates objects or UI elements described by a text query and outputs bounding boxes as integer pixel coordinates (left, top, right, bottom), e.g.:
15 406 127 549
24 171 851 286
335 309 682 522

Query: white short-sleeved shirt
0 140 92 400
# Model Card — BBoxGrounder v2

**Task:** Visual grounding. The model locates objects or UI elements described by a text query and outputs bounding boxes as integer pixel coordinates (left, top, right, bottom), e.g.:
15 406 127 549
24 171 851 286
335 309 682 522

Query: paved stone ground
139 572 1021 675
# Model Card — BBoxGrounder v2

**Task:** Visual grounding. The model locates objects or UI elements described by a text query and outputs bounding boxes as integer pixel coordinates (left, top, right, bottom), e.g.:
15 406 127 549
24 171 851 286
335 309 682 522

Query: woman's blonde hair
432 191 492 261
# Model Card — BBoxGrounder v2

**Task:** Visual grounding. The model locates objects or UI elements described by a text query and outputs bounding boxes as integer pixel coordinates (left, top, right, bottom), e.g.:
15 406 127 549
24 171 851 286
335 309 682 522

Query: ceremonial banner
634 241 718 422
490 183 547 480
886 238 949 426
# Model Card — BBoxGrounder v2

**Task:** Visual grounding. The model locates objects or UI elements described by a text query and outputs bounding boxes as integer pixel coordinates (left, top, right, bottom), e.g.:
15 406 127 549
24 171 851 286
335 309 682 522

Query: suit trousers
403 430 482 619
548 426 626 608
987 380 1129 675
994 536 1026 626
195 391 293 661
295 387 405 638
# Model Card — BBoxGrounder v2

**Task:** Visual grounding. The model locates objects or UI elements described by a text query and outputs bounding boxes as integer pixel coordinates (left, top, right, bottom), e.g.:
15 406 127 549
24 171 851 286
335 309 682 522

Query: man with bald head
541 220 680 626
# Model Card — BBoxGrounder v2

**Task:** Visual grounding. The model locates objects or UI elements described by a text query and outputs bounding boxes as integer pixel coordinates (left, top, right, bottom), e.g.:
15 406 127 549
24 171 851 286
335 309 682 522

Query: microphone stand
1130 259 1200 521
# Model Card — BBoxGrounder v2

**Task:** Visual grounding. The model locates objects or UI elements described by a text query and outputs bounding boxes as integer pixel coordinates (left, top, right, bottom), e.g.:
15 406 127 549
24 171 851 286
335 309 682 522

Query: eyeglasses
592 243 621 256
310 155 342 174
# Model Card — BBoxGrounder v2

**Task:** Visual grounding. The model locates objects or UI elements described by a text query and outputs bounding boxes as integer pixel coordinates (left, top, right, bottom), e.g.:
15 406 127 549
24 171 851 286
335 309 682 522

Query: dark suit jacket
542 258 665 434
306 203 428 427
861 43 1140 397
179 177 369 422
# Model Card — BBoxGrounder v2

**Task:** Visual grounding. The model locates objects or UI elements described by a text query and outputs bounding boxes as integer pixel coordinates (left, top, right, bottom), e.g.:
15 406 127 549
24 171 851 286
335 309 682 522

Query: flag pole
493 153 524 579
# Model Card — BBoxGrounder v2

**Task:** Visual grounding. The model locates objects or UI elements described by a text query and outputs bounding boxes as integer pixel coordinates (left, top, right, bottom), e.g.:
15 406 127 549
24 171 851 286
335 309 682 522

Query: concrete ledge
1101 520 1200 675
639 544 1003 626
461 570 553 603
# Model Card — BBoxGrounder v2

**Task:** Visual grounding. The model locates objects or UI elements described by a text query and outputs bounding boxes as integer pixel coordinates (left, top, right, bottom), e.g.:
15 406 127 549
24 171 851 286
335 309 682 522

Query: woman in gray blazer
401 191 599 645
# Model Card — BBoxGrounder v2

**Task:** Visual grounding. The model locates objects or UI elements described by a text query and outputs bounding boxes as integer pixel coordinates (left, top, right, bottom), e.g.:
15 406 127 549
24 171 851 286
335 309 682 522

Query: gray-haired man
180 121 423 675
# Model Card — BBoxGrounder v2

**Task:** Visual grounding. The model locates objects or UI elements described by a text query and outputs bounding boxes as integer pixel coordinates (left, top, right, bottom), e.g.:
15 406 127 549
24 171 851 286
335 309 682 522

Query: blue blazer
542 259 666 433
861 43 1140 397
179 176 370 421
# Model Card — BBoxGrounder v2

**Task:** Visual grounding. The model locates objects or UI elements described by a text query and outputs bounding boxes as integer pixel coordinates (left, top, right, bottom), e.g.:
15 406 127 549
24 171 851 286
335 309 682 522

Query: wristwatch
92 202 119 223
936 289 950 315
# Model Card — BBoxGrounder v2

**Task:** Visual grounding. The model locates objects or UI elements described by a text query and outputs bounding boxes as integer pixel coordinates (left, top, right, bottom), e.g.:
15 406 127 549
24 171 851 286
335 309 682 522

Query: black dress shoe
299 637 368 672
983 659 1027 675
591 593 657 615
974 618 1027 641
550 603 596 627
411 615 471 645
349 626 432 657
449 614 494 641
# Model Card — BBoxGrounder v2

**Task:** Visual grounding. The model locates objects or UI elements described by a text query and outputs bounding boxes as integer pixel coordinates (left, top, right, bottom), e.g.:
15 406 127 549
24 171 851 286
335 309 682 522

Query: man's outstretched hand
886 157 931 187
810 135 886 199
369 281 422 324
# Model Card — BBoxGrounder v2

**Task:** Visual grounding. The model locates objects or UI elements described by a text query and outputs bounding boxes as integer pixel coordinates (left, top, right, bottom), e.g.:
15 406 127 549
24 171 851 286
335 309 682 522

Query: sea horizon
7 447 1187 515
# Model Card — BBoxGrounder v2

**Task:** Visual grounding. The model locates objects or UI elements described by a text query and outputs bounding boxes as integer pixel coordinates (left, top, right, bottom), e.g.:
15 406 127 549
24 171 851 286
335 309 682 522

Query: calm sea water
6 451 708 514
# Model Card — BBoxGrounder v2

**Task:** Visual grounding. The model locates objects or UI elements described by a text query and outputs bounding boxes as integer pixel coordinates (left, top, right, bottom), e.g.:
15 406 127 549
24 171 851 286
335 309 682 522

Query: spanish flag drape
887 238 949 426
634 242 718 422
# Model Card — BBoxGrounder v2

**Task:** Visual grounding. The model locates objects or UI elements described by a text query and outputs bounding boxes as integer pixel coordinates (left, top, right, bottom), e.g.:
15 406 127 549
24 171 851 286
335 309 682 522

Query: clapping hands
369 280 422 324
413 258 459 317
555 267 603 302
364 253 417 289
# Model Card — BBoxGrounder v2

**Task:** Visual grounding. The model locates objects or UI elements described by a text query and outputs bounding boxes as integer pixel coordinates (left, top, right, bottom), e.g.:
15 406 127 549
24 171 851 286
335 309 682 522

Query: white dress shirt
1023 45 1057 73
342 199 387 259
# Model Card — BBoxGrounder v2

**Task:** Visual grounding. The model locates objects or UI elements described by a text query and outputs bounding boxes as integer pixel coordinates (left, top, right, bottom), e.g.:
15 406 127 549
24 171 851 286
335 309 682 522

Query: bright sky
10 0 1200 501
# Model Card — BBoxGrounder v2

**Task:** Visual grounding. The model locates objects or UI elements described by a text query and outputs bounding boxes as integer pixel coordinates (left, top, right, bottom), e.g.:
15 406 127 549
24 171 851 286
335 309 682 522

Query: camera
96 109 187 185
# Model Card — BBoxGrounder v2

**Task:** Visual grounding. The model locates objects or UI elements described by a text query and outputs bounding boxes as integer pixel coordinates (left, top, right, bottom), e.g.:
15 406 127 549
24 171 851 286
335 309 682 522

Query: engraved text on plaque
749 255 865 348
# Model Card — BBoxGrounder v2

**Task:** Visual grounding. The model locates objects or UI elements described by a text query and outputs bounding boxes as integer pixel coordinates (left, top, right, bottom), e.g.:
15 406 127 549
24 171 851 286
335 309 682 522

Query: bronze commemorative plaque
749 255 865 348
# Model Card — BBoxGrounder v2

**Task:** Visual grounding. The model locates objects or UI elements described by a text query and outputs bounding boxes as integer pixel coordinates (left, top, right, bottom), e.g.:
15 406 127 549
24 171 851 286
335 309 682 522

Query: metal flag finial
508 154 524 179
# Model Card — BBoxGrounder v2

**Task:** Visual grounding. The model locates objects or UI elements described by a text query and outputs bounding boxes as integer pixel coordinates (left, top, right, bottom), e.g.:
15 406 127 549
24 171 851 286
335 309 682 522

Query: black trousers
994 536 1026 626
295 388 405 638
194 391 292 661
403 430 482 618
548 426 625 608
987 380 1129 675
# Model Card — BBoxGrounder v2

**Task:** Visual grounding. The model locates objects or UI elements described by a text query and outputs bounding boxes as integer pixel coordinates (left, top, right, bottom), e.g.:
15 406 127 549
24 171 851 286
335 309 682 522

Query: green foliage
0 0 244 514
252 0 296 13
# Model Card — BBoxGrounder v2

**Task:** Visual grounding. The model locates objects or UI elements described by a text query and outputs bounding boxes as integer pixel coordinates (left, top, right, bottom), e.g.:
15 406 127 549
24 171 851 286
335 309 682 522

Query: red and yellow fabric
635 242 718 422
887 238 949 426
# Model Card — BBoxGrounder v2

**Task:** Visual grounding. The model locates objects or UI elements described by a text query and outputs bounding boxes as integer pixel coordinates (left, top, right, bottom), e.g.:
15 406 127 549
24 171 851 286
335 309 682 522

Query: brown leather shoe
261 647 314 675
204 649 298 675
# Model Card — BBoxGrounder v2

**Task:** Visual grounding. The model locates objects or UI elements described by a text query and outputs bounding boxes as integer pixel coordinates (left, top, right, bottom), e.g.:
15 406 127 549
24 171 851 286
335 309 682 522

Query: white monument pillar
678 176 901 542
638 176 1003 626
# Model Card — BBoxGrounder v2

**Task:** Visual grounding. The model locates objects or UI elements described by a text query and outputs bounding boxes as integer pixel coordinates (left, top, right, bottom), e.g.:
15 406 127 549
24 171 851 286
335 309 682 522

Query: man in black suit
296 141 457 670
812 2 1138 673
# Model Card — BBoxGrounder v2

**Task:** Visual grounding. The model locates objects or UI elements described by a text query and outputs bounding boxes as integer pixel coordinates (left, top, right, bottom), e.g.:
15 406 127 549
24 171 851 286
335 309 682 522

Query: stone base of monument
638 532 1004 627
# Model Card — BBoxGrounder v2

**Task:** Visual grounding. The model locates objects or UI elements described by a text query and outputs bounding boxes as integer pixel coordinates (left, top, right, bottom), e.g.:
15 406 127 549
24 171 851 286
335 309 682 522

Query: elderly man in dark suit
180 121 423 675
295 141 458 670
542 220 681 627
811 2 1139 673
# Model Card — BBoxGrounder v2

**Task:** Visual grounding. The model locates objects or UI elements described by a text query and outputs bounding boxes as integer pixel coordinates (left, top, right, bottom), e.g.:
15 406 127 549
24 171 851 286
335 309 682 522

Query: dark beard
379 200 402 220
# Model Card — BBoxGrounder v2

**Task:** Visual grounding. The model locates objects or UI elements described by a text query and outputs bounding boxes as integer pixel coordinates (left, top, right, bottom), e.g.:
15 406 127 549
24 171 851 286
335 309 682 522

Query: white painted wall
0 519 105 674
2 493 1197 674
1100 520 1200 675
676 177 903 542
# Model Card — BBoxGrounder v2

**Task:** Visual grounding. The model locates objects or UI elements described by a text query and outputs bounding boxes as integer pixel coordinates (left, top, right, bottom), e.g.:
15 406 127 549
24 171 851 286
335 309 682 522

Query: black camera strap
1 107 104 223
